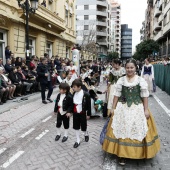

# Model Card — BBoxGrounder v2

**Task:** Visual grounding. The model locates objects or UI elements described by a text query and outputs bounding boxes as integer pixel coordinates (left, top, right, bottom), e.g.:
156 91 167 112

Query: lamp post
17 0 38 66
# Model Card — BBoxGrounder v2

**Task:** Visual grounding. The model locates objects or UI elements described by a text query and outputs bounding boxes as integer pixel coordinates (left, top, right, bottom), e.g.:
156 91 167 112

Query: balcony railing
159 0 163 10
96 0 107 7
96 11 107 17
154 7 161 17
158 14 163 24
153 30 163 41
154 22 161 31
96 31 107 36
96 21 107 27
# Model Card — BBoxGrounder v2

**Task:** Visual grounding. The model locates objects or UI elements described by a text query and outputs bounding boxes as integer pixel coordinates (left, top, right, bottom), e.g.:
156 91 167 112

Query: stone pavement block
54 156 67 163
27 165 42 170
42 162 50 170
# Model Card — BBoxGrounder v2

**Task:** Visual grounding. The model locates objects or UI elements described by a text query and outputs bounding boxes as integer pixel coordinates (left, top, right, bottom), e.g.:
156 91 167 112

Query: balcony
96 21 107 27
27 5 65 32
154 30 163 41
96 31 107 36
97 40 107 46
158 14 163 24
164 1 170 15
96 11 107 17
154 22 161 31
163 21 170 35
96 0 107 7
154 7 161 17
159 0 163 10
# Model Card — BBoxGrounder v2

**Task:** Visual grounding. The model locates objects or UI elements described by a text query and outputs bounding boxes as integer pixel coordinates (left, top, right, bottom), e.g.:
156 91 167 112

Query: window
46 42 53 57
29 38 35 56
84 25 89 30
84 15 89 20
65 9 68 26
66 47 70 58
0 30 7 62
65 3 69 26
84 5 89 10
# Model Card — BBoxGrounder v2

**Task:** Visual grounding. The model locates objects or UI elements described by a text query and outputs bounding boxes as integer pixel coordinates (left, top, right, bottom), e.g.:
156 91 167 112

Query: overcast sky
118 0 147 53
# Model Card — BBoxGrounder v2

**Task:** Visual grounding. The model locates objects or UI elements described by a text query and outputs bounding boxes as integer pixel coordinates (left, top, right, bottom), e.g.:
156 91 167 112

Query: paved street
0 83 170 170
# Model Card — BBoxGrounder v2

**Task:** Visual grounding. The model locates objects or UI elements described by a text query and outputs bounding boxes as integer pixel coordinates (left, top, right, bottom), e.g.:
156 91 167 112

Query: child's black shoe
73 142 80 148
85 135 89 142
62 136 68 143
55 135 61 141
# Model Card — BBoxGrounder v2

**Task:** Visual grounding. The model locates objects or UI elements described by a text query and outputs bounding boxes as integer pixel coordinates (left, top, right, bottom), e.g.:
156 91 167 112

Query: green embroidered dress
103 76 160 159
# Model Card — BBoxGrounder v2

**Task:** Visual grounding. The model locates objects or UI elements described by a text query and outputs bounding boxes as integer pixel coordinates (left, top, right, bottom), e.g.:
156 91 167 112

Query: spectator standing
5 46 11 61
37 58 53 104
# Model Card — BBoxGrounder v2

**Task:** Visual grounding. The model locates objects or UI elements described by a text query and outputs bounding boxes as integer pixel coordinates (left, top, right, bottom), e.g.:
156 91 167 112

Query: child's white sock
57 128 61 136
84 131 89 136
76 130 80 144
64 129 68 137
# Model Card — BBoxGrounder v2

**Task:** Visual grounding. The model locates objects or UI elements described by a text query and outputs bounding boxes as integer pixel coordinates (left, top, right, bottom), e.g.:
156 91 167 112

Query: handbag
152 79 156 92
99 117 110 145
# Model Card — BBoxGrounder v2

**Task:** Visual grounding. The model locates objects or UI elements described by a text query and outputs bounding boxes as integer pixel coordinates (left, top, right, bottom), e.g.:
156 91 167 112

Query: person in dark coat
8 67 23 96
54 83 73 143
37 58 53 104
5 46 11 61
5 59 13 74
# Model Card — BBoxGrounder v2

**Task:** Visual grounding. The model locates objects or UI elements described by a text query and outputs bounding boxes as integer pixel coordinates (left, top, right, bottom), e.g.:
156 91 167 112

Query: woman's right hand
144 109 150 119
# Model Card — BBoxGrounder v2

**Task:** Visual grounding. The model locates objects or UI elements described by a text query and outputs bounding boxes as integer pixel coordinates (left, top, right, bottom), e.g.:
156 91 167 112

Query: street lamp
17 0 39 66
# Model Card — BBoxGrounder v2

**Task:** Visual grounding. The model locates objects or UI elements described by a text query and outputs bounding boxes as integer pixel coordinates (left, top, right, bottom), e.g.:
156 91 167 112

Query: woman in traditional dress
102 59 160 165
107 59 126 115
141 58 155 95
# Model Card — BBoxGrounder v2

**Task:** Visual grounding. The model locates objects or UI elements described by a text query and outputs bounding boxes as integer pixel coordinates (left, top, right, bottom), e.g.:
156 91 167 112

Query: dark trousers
15 84 23 95
73 112 87 131
56 112 69 129
40 81 53 101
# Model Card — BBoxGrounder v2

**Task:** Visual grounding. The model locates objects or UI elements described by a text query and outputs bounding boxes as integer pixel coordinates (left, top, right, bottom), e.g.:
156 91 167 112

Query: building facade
144 0 170 57
145 0 154 40
152 0 170 57
121 24 132 59
0 0 76 62
110 0 121 57
76 0 111 60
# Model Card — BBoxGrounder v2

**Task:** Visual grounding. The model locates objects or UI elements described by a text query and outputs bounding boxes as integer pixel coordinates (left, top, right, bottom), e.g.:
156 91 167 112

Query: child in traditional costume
54 83 73 142
102 59 160 165
72 79 91 148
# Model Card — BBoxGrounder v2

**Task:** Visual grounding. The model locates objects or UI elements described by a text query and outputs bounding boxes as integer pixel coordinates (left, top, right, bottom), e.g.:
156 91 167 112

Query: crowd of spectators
0 52 102 105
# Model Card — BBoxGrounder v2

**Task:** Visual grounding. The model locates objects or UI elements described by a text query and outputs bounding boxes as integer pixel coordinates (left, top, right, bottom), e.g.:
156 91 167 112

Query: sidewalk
0 87 59 114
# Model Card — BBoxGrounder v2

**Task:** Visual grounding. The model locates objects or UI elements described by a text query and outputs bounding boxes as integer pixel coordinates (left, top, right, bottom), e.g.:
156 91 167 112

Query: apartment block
0 0 76 61
144 0 170 57
121 24 132 59
76 0 111 60
110 0 121 57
